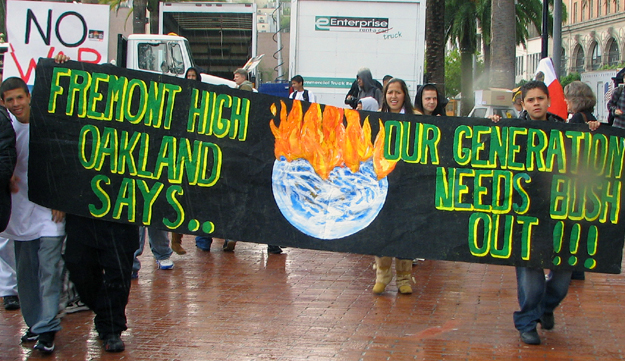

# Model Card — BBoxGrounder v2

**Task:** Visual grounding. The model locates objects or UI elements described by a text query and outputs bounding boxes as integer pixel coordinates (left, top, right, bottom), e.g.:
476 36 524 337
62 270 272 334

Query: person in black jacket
0 107 18 311
0 107 16 232
344 68 383 109
54 53 139 353
414 84 448 116
492 81 601 346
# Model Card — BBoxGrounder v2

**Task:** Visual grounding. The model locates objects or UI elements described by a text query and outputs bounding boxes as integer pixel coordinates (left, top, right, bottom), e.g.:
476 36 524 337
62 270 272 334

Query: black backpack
290 90 309 102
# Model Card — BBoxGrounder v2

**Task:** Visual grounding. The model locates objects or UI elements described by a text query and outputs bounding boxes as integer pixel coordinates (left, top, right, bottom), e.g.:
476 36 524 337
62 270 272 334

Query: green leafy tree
560 72 580 88
446 0 564 113
445 0 479 115
445 49 485 98
445 49 462 98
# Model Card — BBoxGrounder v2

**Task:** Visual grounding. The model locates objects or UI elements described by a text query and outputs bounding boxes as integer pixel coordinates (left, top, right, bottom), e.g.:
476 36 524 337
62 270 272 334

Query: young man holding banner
0 77 65 354
53 53 139 353
492 80 600 345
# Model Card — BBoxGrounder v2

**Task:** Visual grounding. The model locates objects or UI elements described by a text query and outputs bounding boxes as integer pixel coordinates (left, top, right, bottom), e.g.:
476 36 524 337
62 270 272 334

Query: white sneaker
65 300 90 314
157 259 174 270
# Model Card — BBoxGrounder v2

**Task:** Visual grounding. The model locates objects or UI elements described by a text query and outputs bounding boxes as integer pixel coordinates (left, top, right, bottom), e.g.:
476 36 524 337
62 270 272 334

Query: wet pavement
1 236 624 360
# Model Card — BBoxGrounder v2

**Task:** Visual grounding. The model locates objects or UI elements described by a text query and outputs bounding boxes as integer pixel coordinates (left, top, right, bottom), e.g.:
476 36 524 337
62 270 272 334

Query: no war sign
4 0 108 86
29 59 625 274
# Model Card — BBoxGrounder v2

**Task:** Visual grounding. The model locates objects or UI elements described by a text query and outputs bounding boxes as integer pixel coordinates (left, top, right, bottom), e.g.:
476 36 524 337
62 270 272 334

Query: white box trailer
581 69 618 123
289 0 426 108
159 2 257 80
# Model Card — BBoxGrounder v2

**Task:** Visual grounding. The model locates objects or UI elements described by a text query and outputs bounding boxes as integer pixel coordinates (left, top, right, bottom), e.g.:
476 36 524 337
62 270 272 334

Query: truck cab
118 34 237 88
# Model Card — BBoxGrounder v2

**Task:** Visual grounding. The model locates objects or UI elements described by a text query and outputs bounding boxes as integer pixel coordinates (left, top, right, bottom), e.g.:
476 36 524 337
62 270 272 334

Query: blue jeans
133 227 172 272
195 236 212 251
513 267 572 332
14 236 64 334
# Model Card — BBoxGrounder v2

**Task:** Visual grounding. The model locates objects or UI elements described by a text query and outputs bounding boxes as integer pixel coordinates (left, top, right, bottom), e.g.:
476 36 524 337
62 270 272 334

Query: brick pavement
1 236 624 360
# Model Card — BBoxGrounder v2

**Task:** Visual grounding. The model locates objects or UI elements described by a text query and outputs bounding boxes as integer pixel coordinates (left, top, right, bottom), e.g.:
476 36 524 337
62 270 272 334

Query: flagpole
541 0 549 58
553 0 563 78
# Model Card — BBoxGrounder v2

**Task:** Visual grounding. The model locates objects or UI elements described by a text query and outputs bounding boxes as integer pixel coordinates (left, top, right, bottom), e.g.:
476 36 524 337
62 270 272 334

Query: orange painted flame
373 120 398 180
271 100 397 180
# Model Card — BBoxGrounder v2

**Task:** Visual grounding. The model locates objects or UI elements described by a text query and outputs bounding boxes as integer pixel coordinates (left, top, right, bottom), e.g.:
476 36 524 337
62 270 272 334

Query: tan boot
171 233 186 255
395 259 414 294
372 256 393 294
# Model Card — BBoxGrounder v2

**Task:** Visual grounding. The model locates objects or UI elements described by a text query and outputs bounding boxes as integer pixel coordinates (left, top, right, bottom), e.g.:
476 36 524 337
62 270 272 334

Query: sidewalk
1 237 624 360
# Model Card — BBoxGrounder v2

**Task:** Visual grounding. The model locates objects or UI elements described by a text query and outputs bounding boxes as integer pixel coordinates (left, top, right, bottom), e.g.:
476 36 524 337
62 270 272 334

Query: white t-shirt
289 90 316 103
0 114 65 241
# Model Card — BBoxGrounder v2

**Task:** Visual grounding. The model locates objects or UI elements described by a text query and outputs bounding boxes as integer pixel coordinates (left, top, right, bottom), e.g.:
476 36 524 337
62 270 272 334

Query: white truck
1 0 237 88
289 0 426 107
468 89 518 119
581 69 618 122
117 33 237 87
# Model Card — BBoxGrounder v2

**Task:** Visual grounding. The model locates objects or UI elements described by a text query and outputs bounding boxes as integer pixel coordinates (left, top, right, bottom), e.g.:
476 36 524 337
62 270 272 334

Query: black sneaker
520 329 541 345
102 333 125 352
539 312 555 330
267 245 283 254
21 329 38 343
34 332 55 353
3 295 20 310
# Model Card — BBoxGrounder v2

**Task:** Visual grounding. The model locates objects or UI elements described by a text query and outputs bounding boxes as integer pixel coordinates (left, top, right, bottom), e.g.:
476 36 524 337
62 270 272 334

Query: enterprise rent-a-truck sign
290 0 425 107
314 16 389 32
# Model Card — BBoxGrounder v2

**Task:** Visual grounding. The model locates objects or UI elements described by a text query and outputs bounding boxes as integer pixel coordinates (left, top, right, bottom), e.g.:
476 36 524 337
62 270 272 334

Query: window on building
591 42 602 70
528 53 541 74
608 37 620 66
574 3 578 23
607 0 611 14
598 0 602 16
575 44 585 73
590 0 594 17
581 3 586 21
516 56 525 76
617 0 620 11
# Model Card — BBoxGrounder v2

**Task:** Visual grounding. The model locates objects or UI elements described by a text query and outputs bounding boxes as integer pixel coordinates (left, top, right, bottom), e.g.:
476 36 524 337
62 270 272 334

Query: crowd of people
1 58 624 355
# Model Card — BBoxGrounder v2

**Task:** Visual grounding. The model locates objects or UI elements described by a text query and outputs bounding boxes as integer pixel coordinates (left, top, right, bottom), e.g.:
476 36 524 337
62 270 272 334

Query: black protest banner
30 59 625 273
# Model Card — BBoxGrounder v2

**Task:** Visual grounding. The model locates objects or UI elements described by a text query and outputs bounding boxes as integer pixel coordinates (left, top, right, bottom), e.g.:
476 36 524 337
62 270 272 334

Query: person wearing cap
512 87 523 117
608 67 625 128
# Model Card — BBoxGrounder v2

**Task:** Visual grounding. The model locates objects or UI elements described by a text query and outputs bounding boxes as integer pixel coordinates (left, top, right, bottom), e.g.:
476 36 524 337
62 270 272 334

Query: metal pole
541 0 549 58
553 0 562 78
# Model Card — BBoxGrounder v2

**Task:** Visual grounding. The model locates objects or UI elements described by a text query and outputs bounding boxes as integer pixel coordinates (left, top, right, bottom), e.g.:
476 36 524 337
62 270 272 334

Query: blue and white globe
272 157 388 240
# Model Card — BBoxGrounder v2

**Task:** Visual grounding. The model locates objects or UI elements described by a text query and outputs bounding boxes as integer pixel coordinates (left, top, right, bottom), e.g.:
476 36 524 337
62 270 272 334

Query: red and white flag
534 58 568 120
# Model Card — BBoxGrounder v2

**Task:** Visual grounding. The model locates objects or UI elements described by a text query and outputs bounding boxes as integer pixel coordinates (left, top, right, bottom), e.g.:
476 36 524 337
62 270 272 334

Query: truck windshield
168 42 185 75
137 42 167 73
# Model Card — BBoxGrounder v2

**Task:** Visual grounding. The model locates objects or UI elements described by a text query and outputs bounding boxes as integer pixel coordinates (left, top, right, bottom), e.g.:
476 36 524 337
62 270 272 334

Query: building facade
516 0 625 82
